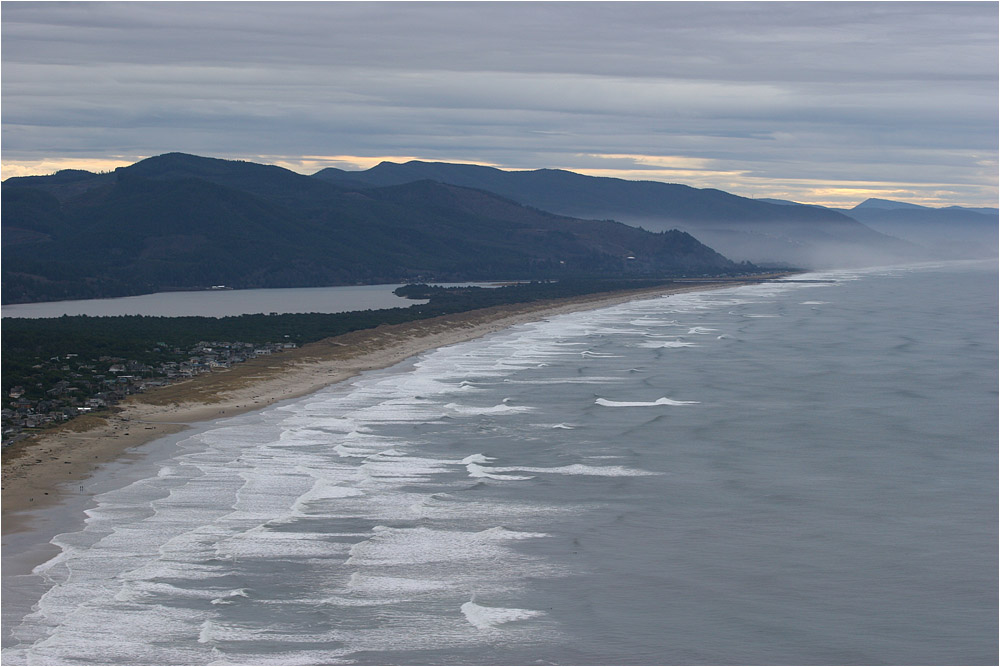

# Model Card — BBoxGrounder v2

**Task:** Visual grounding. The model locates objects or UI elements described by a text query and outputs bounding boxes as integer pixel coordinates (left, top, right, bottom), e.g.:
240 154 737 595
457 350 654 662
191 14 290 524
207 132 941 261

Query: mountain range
1 153 742 304
3 153 994 304
835 199 997 260
314 161 934 267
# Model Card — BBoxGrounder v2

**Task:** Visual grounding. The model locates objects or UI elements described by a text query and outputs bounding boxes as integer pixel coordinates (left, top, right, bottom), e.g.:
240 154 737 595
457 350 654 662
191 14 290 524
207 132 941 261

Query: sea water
2 261 996 665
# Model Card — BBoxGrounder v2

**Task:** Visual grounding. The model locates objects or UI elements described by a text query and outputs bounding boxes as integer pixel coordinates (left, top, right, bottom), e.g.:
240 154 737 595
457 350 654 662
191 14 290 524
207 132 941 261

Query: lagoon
1 284 431 319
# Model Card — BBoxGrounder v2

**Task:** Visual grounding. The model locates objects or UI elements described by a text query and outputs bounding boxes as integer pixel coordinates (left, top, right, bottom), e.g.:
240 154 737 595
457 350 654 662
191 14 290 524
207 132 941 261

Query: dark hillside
2 154 748 304
116 152 347 208
316 161 919 266
2 169 115 202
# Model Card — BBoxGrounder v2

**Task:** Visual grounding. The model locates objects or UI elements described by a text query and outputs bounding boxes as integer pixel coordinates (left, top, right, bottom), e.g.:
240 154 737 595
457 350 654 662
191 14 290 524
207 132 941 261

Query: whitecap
210 588 251 605
596 397 699 407
444 402 533 415
489 463 658 477
635 340 697 348
465 463 535 481
460 599 545 630
461 453 496 464
502 377 624 385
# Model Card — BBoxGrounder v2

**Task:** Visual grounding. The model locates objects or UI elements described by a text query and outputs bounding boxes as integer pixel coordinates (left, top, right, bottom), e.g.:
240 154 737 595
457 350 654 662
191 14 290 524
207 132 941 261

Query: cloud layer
2 2 996 206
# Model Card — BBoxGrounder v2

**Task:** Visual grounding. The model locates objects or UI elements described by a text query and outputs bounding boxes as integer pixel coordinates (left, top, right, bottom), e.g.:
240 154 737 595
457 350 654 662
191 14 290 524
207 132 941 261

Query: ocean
3 260 996 665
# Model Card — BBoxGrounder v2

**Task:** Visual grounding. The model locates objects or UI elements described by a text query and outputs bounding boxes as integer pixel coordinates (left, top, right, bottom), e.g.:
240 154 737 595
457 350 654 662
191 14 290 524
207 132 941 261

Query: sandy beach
1 280 763 537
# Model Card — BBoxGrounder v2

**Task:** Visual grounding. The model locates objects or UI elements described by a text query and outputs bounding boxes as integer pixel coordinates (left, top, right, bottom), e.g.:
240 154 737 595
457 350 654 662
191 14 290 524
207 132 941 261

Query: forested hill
314 160 919 267
1 153 748 304
317 160 834 224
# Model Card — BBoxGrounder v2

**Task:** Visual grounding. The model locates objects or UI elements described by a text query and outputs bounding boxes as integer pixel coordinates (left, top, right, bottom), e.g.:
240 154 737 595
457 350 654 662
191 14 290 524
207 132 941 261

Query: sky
1 1 997 208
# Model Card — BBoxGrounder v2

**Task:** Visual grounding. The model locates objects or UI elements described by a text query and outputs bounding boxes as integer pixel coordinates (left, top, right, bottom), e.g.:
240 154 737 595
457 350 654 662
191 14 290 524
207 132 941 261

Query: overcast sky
2 1 997 207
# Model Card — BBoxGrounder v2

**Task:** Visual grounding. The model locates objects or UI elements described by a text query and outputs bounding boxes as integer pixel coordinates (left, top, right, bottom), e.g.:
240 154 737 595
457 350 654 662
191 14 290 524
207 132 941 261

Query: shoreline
1 279 769 538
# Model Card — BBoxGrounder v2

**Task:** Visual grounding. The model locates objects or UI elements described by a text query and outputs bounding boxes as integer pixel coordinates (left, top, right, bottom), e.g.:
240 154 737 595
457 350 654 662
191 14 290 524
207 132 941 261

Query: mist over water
3 261 996 665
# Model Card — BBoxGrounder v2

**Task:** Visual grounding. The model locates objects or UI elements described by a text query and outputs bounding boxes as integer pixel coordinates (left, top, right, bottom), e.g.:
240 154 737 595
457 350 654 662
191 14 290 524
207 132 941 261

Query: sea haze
2 260 996 665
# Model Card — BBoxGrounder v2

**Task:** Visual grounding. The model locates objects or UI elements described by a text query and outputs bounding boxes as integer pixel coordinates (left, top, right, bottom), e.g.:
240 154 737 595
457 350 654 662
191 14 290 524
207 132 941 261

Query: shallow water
3 260 996 665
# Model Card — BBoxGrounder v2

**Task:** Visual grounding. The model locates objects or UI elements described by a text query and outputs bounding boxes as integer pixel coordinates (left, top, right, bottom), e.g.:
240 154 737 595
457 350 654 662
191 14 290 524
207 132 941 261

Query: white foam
466 463 535 481
460 599 545 629
212 525 351 560
113 579 218 603
210 588 251 605
444 402 533 415
356 452 456 485
501 377 624 385
292 477 364 514
347 573 452 594
333 443 376 458
629 317 679 326
478 526 549 540
461 453 496 464
635 340 697 348
485 463 658 477
551 423 576 430
596 397 699 407
345 526 547 566
198 619 250 644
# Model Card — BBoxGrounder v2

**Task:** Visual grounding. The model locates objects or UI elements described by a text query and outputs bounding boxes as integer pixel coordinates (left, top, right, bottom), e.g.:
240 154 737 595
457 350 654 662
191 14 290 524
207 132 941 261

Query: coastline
1 280 765 538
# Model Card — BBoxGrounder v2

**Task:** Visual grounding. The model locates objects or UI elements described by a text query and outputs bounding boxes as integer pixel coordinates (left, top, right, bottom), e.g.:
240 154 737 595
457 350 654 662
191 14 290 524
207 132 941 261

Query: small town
1 339 297 447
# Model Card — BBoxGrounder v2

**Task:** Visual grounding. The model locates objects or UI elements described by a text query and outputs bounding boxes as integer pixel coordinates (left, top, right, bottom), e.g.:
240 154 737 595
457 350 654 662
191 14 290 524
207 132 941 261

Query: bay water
3 261 996 665
0 284 428 319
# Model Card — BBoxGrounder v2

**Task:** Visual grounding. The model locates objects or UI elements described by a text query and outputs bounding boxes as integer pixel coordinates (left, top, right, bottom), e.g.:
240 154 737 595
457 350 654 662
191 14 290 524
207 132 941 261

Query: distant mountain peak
854 198 928 211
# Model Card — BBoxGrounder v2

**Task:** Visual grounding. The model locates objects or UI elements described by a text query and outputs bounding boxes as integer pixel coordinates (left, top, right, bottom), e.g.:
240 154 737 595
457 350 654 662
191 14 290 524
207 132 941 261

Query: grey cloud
1 2 996 206
6 3 995 81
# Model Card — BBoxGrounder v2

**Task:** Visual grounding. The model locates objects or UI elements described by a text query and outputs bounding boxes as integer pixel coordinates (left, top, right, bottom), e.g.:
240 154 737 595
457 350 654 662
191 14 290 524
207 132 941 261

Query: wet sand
1 281 765 537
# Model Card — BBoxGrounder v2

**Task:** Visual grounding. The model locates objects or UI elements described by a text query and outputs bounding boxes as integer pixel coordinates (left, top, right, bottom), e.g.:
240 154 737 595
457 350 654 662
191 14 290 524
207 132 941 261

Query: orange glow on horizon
1 157 140 179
